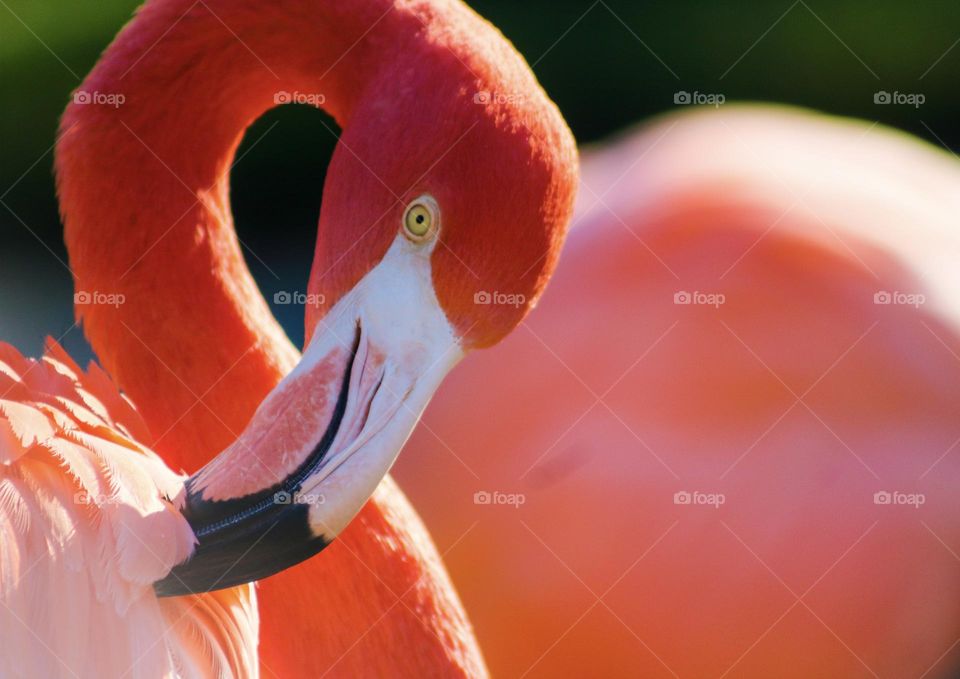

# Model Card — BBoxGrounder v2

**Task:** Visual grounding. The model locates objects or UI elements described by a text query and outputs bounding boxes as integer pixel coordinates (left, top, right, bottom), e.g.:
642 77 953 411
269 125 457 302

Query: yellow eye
402 196 438 241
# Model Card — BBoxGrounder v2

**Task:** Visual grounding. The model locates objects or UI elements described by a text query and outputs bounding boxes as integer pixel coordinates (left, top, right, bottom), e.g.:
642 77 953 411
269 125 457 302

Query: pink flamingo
1 0 578 675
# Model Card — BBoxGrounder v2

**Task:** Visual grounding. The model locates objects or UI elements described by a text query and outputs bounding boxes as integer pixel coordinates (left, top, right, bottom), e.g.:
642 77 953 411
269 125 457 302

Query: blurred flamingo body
402 106 960 678
2 0 577 675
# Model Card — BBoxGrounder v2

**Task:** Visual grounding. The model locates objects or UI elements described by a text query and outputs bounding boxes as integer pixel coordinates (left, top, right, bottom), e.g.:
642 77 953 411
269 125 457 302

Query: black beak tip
153 490 331 598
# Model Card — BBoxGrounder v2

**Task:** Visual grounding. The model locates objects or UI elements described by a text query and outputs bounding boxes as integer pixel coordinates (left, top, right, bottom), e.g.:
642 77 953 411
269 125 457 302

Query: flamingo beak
154 235 462 597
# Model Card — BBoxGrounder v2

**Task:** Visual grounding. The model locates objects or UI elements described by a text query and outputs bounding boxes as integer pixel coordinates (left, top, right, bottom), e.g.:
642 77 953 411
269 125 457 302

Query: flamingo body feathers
0 340 258 679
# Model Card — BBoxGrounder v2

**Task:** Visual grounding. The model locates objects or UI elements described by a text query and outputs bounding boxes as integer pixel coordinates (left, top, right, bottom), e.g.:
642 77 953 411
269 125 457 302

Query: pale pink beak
155 235 462 596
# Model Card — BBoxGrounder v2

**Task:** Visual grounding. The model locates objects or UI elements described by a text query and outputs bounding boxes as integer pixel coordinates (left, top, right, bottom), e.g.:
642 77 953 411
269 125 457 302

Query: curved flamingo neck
56 1 487 675
57 0 394 464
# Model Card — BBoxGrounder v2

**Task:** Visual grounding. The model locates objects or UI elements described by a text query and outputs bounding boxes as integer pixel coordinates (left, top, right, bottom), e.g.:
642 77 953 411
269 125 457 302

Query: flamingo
401 105 960 678
2 0 578 675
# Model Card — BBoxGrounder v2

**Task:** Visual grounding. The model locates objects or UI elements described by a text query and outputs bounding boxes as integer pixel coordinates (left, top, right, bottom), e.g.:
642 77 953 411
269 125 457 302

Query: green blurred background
2 0 958 360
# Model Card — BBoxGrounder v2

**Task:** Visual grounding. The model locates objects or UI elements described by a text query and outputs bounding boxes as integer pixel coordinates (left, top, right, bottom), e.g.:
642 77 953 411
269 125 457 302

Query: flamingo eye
402 195 439 242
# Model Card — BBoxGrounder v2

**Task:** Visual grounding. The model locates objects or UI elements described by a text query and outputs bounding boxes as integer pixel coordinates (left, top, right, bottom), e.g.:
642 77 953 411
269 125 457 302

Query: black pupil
416 215 425 224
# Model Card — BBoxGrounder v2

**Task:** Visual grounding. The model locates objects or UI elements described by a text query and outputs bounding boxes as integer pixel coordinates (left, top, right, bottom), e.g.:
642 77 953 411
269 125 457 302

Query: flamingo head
305 58 578 351
155 5 577 596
